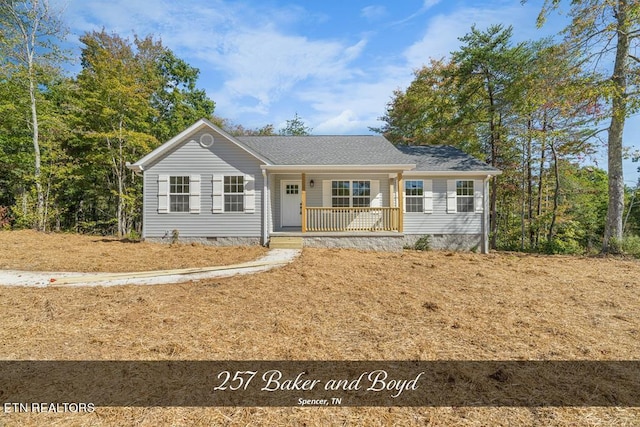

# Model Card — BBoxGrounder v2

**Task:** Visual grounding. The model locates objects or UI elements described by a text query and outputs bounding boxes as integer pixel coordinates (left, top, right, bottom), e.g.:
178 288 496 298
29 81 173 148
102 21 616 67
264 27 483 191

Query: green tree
0 0 67 230
0 75 33 222
211 116 276 136
376 26 603 253
624 179 640 235
373 59 480 153
279 112 312 135
519 42 601 250
377 25 530 249
537 0 640 252
451 25 532 248
142 42 215 142
75 30 158 237
72 30 215 236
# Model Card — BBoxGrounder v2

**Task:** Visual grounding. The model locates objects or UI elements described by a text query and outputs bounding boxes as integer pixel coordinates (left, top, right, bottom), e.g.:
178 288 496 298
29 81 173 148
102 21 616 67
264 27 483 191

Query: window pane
332 181 350 197
224 176 244 193
405 180 423 196
353 197 369 207
456 180 473 196
225 194 244 212
169 176 190 212
223 176 245 212
332 197 350 208
457 196 474 213
406 197 423 213
353 181 370 197
170 176 189 194
170 195 189 212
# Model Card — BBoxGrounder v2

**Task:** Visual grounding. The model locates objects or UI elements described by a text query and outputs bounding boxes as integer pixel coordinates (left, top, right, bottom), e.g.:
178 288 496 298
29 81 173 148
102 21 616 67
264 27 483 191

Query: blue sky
55 0 639 185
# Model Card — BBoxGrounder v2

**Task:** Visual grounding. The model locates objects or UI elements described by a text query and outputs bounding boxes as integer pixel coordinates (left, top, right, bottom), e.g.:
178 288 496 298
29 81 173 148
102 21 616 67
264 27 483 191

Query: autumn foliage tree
377 25 604 252
537 0 640 252
71 30 214 237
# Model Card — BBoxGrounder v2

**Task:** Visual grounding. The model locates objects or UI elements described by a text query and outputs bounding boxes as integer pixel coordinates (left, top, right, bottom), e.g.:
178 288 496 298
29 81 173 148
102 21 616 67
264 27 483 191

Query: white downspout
262 169 268 246
483 175 491 254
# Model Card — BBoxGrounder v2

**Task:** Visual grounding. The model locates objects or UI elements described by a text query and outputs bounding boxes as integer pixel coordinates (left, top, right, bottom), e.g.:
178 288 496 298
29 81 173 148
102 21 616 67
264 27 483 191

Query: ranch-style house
127 119 501 252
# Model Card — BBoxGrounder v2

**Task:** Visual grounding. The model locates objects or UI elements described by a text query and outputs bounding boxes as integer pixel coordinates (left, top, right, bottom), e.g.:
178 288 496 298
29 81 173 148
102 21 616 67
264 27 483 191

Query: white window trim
404 179 432 214
212 174 255 214
322 180 380 208
224 175 245 213
447 179 483 214
158 175 200 214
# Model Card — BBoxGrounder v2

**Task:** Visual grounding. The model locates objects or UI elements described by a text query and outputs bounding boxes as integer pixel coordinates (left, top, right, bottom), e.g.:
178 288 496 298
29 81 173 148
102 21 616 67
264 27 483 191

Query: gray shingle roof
395 145 500 172
237 135 412 165
236 133 498 173
130 119 499 174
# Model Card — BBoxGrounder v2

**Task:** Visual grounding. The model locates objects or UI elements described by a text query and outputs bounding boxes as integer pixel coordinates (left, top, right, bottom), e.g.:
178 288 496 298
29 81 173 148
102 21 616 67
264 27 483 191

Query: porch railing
305 207 400 232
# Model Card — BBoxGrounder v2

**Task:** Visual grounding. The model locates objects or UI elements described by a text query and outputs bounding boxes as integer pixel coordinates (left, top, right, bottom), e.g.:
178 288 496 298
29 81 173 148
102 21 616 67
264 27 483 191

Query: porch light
309 179 314 188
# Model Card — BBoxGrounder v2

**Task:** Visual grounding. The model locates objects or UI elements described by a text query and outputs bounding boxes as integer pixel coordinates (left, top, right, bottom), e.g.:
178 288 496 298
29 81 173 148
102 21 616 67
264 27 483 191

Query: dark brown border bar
0 361 638 407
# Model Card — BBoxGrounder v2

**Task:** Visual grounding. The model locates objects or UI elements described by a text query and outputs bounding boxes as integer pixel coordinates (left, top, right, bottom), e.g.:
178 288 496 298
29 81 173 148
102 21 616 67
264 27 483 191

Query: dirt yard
0 230 638 426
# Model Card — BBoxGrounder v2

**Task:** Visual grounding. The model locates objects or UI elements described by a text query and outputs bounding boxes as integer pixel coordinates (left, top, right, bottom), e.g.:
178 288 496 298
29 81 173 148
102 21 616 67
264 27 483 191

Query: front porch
268 171 405 234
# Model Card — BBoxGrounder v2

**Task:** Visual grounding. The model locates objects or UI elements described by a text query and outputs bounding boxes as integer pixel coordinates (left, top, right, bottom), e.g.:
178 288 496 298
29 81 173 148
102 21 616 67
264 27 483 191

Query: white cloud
54 0 638 182
58 0 366 114
203 30 367 118
361 5 386 21
392 0 441 26
295 65 413 134
314 110 362 134
218 33 341 99
402 2 553 70
423 0 441 9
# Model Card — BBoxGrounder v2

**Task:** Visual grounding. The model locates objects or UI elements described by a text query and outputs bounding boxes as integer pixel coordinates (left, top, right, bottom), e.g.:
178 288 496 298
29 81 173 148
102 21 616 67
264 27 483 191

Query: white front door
281 180 302 227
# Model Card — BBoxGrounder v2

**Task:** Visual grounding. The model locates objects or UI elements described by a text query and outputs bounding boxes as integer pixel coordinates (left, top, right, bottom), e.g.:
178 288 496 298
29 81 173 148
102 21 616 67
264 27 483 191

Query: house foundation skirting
146 233 483 252
403 234 483 252
301 235 405 252
145 236 262 247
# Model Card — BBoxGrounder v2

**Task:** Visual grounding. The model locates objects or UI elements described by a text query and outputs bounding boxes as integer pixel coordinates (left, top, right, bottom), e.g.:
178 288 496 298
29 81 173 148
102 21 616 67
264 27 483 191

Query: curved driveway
0 249 300 287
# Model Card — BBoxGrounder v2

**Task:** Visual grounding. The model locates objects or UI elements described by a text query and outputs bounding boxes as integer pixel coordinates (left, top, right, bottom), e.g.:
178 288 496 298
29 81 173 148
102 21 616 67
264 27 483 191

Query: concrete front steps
269 236 303 249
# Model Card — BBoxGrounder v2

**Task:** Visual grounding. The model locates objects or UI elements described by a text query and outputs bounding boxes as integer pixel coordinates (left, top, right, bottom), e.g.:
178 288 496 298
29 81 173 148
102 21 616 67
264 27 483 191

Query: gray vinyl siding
143 130 264 239
272 173 391 230
403 177 482 235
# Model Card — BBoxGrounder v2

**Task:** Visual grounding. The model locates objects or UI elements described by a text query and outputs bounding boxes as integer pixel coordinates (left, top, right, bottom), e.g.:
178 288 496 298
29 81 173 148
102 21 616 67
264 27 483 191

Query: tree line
0 1 314 238
1 0 639 255
375 1 640 254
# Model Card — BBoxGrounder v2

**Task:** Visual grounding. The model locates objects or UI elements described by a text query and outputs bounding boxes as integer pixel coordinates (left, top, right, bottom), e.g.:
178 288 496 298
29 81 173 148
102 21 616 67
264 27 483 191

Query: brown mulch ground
0 231 638 426
0 230 266 272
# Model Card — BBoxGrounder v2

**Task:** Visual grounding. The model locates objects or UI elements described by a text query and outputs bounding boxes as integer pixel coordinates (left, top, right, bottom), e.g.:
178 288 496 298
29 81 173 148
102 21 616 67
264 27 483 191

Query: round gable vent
200 133 214 148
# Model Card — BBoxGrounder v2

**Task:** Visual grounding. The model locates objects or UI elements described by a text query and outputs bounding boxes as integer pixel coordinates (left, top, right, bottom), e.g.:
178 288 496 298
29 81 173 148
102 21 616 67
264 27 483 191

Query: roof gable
128 119 270 171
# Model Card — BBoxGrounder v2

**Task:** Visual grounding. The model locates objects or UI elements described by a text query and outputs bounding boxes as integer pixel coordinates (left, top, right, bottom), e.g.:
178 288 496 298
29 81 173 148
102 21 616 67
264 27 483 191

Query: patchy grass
0 231 639 425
